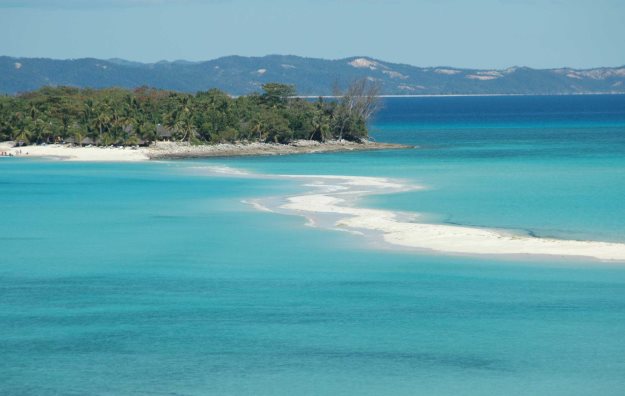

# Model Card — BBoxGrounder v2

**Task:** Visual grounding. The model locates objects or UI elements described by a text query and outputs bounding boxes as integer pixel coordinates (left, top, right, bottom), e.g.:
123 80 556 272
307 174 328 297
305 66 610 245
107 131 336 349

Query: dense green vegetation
0 82 378 146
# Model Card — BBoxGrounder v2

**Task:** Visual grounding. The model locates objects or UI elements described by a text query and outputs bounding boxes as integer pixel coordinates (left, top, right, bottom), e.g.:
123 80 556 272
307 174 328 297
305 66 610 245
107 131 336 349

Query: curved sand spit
273 175 625 262
188 166 625 262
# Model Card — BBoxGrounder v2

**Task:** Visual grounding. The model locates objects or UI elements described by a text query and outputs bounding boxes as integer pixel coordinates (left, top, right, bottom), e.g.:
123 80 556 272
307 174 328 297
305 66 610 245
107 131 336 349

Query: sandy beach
0 142 150 162
0 140 410 162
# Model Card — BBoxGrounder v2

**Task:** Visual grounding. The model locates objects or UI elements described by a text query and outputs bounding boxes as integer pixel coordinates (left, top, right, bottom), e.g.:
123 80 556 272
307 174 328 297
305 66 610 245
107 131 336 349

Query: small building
80 137 95 146
156 124 173 140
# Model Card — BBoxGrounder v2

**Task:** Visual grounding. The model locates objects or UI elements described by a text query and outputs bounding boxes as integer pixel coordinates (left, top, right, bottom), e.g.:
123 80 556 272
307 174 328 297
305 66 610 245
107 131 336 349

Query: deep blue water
2 95 625 395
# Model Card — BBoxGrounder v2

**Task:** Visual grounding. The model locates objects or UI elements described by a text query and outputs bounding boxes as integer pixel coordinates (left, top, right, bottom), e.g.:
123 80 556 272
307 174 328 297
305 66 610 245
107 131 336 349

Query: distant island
0 81 409 160
0 81 380 145
1 55 624 96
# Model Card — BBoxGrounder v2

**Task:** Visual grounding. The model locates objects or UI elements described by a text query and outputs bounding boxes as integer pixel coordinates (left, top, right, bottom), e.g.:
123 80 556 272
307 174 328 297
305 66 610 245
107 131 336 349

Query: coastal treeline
0 81 379 146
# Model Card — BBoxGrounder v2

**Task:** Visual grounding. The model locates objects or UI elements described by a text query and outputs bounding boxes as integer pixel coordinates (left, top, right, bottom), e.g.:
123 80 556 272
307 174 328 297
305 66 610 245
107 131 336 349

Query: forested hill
1 55 625 96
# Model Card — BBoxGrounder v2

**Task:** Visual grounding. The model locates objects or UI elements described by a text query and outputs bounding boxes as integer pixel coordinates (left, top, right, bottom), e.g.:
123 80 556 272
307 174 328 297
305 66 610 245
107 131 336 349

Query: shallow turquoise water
2 96 625 395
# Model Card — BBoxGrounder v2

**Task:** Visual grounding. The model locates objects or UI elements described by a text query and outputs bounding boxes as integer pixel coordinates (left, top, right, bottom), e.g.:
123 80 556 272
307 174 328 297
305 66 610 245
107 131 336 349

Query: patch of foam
282 174 407 190
242 199 274 212
302 182 348 194
189 165 250 176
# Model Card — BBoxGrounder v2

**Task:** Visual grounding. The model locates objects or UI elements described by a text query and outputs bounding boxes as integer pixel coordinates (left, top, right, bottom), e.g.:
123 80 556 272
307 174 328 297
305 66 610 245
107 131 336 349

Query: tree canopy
0 81 378 146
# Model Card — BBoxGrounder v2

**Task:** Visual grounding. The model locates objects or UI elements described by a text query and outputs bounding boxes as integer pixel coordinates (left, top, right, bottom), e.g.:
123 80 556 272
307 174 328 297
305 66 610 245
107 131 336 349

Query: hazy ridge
2 55 624 95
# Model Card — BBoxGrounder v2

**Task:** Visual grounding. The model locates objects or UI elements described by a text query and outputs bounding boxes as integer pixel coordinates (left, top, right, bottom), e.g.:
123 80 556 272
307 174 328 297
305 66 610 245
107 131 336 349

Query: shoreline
0 140 411 162
187 166 625 263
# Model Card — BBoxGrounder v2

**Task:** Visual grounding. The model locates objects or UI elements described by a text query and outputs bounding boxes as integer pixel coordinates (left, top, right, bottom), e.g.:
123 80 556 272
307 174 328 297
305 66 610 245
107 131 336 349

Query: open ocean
2 95 625 395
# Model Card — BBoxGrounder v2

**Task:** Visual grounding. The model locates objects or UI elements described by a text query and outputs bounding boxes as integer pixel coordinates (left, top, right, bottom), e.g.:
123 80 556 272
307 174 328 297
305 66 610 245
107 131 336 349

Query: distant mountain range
2 55 625 96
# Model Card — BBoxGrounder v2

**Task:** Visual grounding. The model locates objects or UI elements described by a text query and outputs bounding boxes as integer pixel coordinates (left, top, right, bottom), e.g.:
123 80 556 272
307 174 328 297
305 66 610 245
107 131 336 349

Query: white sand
0 140 409 162
241 199 274 213
276 175 625 262
0 142 149 162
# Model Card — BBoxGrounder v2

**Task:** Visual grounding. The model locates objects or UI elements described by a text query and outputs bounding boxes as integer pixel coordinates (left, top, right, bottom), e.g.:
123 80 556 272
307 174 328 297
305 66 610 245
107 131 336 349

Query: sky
0 0 624 69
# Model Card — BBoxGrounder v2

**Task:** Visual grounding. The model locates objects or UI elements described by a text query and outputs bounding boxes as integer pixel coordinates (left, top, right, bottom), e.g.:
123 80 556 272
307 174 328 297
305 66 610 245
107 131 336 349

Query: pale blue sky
1 0 624 68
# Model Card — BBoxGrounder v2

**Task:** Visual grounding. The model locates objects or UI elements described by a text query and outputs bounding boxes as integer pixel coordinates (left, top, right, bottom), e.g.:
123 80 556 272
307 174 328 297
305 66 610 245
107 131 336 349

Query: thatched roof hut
156 124 173 139
80 137 95 146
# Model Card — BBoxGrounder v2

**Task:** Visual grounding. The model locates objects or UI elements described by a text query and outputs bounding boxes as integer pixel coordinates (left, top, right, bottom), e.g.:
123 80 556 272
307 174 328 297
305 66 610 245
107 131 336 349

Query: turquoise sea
2 95 625 395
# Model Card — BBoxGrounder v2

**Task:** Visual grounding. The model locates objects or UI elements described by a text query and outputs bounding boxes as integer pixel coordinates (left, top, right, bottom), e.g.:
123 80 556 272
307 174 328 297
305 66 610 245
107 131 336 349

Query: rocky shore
147 140 412 160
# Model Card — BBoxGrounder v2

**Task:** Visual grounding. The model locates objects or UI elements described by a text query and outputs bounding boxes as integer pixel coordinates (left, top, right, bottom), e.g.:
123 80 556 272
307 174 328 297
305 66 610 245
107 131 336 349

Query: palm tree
310 111 331 142
134 117 156 144
13 120 32 145
174 116 195 143
32 119 52 144
82 99 96 134
166 95 195 143
251 118 264 142
8 112 31 144
73 129 85 146
99 132 115 147
93 102 112 144
28 103 38 121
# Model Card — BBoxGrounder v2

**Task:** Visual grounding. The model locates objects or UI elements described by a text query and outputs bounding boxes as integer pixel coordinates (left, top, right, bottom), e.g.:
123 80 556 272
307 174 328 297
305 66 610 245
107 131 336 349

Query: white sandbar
275 174 625 262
